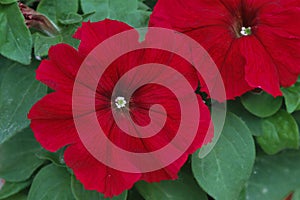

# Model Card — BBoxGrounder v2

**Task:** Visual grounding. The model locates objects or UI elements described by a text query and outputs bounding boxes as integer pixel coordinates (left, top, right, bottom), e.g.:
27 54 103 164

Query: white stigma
115 96 127 109
240 26 252 36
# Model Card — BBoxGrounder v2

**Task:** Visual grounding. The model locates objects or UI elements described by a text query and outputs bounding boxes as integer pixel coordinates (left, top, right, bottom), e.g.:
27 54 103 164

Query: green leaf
228 99 263 136
296 104 300 112
292 111 300 131
192 112 256 200
33 23 80 57
80 0 151 28
246 150 300 200
71 176 127 200
256 110 299 155
237 188 247 200
282 83 300 113
35 0 80 53
20 0 36 6
241 91 283 118
0 128 44 182
0 0 16 4
59 13 83 25
37 0 78 24
137 0 150 10
28 164 73 200
0 180 30 199
0 3 32 64
136 171 208 200
59 23 80 47
4 192 27 200
127 187 145 200
293 189 300 200
30 0 84 57
33 33 62 58
0 57 47 144
141 0 157 10
35 149 65 166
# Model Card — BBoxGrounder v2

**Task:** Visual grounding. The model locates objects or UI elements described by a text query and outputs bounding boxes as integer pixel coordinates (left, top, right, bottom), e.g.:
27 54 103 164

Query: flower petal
140 96 213 182
64 143 141 197
150 0 233 30
255 25 300 87
36 44 83 93
28 92 78 151
185 26 253 99
240 36 282 96
74 19 135 56
141 154 187 182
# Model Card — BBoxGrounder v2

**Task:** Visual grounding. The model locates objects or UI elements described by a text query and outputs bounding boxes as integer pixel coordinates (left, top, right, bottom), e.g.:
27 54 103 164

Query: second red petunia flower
150 0 300 99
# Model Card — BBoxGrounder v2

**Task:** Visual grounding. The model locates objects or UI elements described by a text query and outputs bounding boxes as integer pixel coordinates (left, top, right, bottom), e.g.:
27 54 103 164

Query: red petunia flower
149 0 300 99
28 20 212 197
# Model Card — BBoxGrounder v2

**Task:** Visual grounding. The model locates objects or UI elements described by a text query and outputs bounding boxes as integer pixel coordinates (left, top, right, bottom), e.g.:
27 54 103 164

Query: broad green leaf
293 189 300 200
71 176 127 200
127 187 145 200
227 99 263 136
37 0 78 24
256 110 299 155
33 33 62 58
136 171 208 200
282 83 300 113
0 180 30 199
116 10 151 28
0 128 44 182
0 57 47 144
0 0 16 4
293 111 300 132
246 150 300 200
5 193 27 200
241 91 283 118
80 0 151 28
0 3 32 64
296 104 300 111
28 164 73 200
192 112 255 200
237 188 247 200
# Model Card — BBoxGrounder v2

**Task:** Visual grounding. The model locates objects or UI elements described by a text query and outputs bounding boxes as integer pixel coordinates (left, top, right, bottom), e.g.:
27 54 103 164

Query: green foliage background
0 0 300 200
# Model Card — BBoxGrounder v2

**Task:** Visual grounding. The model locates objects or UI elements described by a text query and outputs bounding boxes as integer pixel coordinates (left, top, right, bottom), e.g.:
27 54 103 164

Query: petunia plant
0 1 300 200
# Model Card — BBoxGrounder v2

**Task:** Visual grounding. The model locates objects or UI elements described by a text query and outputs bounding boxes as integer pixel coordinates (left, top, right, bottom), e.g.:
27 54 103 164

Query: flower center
115 96 127 109
240 26 252 36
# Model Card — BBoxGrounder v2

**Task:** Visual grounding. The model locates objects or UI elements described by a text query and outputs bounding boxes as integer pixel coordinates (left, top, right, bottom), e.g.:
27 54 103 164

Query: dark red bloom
28 20 212 197
150 0 300 99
